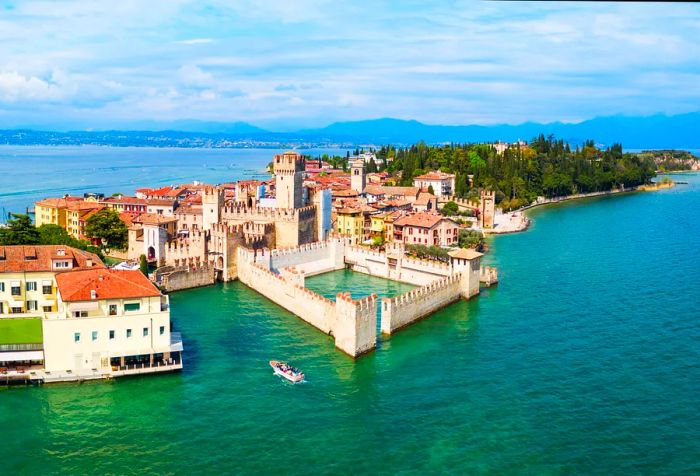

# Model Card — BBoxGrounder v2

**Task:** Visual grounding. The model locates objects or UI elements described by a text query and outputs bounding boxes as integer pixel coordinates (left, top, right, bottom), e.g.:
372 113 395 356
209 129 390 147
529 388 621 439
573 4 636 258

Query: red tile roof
394 212 454 229
56 269 161 301
133 213 178 225
0 245 103 273
364 185 420 198
35 196 84 208
414 171 455 181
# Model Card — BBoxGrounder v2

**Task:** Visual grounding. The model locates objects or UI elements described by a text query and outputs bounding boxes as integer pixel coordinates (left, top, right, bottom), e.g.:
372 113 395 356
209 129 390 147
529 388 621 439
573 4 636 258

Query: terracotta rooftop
394 212 453 229
133 213 178 225
415 192 437 205
448 248 483 260
336 207 363 214
332 189 360 198
364 185 420 198
0 245 103 273
146 198 176 206
414 171 455 181
56 269 161 301
66 201 105 212
35 196 84 208
103 196 148 205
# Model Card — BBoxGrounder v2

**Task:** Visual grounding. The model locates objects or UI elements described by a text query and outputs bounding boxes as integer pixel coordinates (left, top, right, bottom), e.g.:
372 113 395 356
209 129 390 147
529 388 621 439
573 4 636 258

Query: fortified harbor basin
235 239 497 357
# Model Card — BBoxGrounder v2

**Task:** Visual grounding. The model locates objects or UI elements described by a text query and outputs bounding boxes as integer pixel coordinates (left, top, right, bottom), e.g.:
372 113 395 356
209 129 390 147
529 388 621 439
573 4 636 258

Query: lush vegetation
440 201 474 218
405 244 450 262
85 208 128 250
0 214 104 260
635 150 699 172
368 136 656 210
458 230 485 250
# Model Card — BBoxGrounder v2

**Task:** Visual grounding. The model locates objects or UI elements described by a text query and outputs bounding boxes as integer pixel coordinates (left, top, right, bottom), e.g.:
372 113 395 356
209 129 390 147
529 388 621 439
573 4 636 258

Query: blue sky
0 0 698 130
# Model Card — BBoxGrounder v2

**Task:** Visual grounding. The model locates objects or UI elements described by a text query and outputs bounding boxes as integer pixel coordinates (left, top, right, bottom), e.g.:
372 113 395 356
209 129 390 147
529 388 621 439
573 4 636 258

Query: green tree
0 214 40 245
85 208 128 250
427 184 435 195
458 229 484 250
139 254 149 276
37 224 76 245
441 201 459 216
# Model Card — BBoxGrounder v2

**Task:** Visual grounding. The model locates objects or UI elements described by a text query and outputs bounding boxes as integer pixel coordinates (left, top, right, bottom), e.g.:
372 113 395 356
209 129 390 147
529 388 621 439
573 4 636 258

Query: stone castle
127 151 331 282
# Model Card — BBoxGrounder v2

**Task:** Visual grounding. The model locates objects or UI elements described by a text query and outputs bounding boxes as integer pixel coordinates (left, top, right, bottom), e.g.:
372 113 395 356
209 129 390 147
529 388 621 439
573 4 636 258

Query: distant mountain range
1 112 699 149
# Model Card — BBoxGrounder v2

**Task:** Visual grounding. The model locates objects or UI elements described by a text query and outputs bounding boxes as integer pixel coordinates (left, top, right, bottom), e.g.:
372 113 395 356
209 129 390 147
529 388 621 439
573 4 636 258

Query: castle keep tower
479 190 495 229
202 186 224 231
274 151 305 209
351 158 366 193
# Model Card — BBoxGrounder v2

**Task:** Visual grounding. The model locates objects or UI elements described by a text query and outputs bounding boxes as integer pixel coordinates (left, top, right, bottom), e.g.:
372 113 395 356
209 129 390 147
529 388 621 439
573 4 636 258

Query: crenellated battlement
272 240 331 257
221 204 317 222
385 274 461 306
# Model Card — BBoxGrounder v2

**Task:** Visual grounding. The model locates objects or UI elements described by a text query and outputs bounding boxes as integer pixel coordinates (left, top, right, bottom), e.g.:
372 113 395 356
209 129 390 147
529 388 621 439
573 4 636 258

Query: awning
0 350 44 362
8 300 24 308
10 280 20 287
69 301 99 311
40 299 56 306
42 280 52 286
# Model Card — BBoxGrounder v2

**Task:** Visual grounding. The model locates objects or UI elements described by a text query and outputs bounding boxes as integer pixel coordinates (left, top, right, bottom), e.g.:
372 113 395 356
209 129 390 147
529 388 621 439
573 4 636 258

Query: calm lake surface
1 148 699 474
0 145 350 215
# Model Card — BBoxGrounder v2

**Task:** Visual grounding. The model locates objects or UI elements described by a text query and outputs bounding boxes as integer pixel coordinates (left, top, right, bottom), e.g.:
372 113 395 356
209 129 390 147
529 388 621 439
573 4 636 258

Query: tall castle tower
351 158 366 193
274 151 305 209
202 186 224 231
479 190 495 229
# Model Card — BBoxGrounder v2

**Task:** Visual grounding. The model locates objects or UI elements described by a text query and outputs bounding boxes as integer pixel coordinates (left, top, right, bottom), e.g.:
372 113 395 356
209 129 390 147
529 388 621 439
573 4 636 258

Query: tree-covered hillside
374 135 656 210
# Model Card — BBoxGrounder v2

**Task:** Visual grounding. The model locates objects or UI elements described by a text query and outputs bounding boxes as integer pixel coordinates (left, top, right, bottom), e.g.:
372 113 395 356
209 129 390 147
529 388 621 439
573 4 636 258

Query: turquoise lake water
0 145 349 215
1 156 699 473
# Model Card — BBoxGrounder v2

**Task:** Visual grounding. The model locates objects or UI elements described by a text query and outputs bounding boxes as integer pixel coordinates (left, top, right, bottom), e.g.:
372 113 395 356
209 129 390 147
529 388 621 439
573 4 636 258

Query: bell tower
351 158 366 193
274 151 305 209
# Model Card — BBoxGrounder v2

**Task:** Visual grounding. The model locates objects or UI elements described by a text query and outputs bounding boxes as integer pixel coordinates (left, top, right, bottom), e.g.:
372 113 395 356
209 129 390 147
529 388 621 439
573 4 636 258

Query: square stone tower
351 158 366 193
274 151 305 209
202 186 224 231
479 190 495 229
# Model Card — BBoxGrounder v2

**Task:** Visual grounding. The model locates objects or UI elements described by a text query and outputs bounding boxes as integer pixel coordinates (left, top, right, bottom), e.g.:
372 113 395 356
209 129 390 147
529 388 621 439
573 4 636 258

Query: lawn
0 318 43 345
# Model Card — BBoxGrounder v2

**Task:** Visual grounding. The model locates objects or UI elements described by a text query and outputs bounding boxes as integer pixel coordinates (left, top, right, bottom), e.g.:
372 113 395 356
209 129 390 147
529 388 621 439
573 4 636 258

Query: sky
0 0 699 130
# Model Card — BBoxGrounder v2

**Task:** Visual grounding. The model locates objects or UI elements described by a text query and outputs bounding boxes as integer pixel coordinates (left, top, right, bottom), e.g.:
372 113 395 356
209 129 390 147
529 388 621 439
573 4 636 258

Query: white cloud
178 65 213 87
0 71 64 102
176 38 214 45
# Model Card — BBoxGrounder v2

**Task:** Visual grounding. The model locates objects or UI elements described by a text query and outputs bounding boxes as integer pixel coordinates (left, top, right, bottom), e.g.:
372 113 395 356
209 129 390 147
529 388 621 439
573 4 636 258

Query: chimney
90 289 97 300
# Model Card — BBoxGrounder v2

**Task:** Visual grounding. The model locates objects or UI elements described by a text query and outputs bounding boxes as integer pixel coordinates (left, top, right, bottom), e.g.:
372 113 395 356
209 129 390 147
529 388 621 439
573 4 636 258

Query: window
0 282 4 292
74 332 81 343
11 307 22 314
109 330 115 340
159 326 165 335
109 304 117 316
43 306 52 312
11 285 20 296
91 331 98 341
124 302 140 312
143 327 149 337
126 329 132 338
26 300 38 311
72 310 88 318
43 284 52 294
0 303 4 314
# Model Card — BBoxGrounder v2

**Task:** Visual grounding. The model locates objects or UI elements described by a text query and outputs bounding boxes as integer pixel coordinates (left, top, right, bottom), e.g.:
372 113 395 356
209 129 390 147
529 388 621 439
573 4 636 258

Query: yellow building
34 197 84 228
336 207 365 243
65 202 105 240
369 214 387 241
